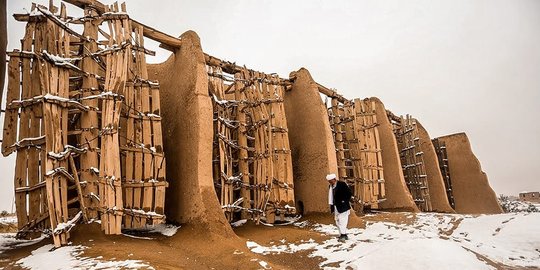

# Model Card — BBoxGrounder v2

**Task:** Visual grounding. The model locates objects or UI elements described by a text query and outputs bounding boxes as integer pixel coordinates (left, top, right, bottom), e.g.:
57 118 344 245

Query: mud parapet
416 121 455 213
284 68 338 214
371 98 418 212
148 31 233 234
436 133 503 214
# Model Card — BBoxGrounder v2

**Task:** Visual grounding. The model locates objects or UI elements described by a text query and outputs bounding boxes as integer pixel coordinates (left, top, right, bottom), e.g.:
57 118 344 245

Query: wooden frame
208 64 295 224
2 1 168 246
327 97 386 212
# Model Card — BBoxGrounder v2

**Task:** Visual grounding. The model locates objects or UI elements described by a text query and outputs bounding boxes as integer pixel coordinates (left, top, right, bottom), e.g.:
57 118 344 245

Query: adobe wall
1 0 6 102
284 68 338 214
519 192 540 203
437 133 503 214
370 98 418 212
416 120 455 213
147 31 233 235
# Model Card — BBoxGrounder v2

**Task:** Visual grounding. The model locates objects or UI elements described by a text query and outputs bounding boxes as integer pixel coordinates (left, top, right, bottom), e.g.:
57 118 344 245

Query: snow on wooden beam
62 0 182 49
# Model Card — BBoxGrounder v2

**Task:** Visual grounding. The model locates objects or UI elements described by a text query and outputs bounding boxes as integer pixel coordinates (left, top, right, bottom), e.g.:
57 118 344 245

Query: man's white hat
326 173 337 181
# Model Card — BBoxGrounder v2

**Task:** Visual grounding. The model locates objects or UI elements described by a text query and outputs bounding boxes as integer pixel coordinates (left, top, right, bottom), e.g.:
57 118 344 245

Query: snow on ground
15 244 154 270
146 224 180 237
0 216 17 225
246 212 540 269
122 223 181 238
0 214 162 269
499 199 540 213
0 233 46 254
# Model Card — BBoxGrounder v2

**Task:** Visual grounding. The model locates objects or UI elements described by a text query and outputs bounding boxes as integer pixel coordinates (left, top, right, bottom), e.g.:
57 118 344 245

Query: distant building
519 192 540 203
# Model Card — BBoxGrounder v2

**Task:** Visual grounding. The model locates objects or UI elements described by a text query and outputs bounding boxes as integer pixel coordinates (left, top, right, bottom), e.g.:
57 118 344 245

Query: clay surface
370 98 418 212
437 133 503 214
416 120 455 213
284 68 338 214
147 31 233 234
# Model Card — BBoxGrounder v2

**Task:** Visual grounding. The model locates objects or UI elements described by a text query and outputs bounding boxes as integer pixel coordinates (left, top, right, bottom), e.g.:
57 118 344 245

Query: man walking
327 173 352 241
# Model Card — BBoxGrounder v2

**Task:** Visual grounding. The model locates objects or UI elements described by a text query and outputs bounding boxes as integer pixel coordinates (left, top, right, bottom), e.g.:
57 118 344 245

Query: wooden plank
129 24 142 227
371 101 385 200
43 102 61 247
29 21 46 222
332 99 346 179
59 6 70 241
35 14 48 223
69 155 88 222
79 7 100 219
234 71 250 218
20 20 41 226
112 101 123 233
2 56 21 156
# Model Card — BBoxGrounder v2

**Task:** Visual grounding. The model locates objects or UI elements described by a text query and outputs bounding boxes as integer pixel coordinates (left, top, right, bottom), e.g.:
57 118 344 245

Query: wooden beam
131 19 182 48
61 0 107 14
204 53 292 87
316 82 349 104
62 0 182 49
386 109 402 123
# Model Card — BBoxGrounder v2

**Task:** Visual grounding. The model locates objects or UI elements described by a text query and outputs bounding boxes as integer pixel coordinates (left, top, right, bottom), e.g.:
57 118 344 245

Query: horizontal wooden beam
62 0 182 49
386 109 402 123
131 19 182 48
316 83 349 104
204 53 243 74
204 53 292 86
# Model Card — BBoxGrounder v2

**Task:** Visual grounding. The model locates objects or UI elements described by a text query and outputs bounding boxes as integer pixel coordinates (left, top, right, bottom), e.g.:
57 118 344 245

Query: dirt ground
0 213 369 269
1 212 532 270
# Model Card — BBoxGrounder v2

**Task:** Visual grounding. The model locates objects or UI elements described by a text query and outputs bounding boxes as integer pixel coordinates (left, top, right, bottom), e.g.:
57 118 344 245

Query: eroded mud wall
284 68 338 214
147 31 233 233
437 133 503 214
371 98 418 212
416 121 454 213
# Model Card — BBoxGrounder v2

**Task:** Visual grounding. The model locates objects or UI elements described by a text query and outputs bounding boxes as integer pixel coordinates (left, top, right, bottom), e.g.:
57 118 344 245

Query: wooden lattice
2 1 168 247
208 64 295 224
432 138 455 209
328 98 385 211
392 114 432 211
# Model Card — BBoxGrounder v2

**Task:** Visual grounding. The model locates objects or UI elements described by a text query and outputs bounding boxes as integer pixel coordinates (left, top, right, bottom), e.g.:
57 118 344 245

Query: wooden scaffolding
207 59 295 223
390 113 432 211
432 138 455 209
3 1 168 247
327 97 386 211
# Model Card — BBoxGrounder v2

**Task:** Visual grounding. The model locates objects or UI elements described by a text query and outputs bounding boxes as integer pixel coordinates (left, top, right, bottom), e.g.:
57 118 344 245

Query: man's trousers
334 208 350 235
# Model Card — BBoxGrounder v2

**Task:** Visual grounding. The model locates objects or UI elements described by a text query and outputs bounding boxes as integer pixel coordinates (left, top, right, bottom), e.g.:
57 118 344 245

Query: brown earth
1 212 529 270
0 214 363 270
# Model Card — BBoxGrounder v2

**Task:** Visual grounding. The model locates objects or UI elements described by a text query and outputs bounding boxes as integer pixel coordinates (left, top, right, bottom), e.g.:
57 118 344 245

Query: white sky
2 0 539 211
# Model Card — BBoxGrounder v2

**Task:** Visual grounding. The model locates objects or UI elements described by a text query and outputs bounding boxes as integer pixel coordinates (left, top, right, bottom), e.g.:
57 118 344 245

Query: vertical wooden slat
234 71 250 218
2 56 20 156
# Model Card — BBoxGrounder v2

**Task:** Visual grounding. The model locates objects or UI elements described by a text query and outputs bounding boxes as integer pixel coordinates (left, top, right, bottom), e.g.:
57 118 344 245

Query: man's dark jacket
330 181 352 214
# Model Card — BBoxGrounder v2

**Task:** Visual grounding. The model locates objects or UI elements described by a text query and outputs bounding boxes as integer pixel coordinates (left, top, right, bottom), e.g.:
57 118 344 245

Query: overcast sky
2 0 539 211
